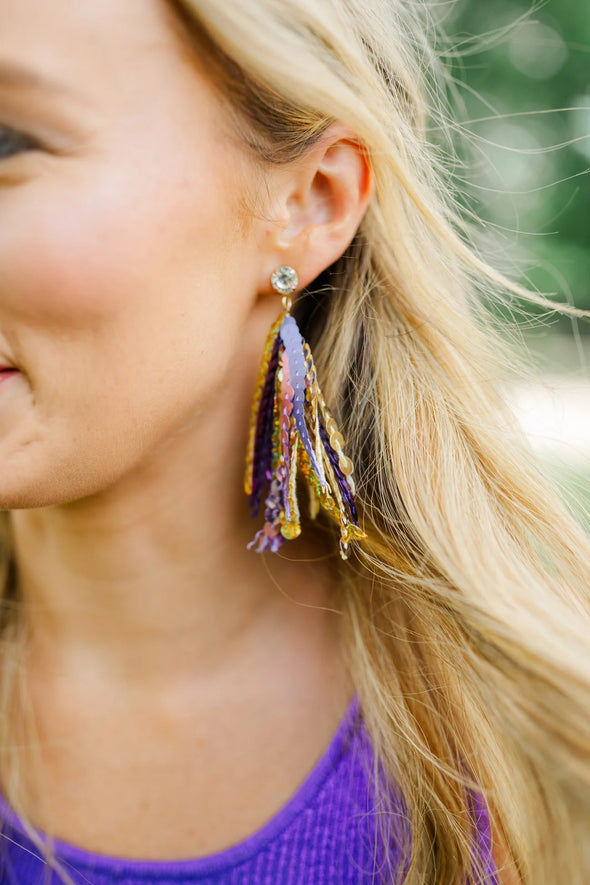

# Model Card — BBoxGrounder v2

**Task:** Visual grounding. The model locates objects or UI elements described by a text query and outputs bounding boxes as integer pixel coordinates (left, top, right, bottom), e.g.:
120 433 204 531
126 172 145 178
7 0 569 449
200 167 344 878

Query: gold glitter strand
282 425 302 540
244 316 283 495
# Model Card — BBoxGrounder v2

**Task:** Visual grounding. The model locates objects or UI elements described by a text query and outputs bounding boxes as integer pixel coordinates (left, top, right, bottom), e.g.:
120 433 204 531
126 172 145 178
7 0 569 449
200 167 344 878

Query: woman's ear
258 124 373 292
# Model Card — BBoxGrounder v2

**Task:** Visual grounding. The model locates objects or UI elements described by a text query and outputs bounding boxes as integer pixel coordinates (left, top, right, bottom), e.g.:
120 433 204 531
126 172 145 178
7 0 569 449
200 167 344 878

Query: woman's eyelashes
0 125 42 160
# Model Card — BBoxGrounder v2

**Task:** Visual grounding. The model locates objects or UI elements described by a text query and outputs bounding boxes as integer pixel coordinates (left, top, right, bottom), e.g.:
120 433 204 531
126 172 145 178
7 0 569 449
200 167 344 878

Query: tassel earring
244 265 367 560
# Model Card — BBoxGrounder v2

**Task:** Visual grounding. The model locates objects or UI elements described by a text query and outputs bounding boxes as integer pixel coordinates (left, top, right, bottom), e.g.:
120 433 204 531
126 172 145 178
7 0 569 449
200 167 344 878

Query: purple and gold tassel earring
244 265 367 560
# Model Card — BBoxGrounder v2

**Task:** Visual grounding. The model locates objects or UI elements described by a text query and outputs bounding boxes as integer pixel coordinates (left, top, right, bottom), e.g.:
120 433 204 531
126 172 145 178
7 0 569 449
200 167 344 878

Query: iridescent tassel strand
244 267 367 560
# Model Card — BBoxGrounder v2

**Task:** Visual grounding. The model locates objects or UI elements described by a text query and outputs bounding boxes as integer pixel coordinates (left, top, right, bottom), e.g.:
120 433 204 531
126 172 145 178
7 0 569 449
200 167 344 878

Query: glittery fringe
245 310 367 559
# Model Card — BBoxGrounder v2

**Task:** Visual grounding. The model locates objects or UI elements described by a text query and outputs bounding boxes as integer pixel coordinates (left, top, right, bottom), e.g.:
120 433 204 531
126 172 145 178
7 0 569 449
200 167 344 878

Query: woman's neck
9 390 340 692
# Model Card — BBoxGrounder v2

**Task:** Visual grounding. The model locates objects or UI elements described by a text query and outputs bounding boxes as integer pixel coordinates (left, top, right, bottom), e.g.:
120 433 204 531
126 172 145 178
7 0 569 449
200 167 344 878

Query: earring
244 265 367 560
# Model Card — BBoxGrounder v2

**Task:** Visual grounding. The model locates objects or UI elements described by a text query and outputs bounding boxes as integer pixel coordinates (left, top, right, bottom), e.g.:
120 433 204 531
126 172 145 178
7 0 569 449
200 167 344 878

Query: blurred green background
445 0 589 324
441 0 590 523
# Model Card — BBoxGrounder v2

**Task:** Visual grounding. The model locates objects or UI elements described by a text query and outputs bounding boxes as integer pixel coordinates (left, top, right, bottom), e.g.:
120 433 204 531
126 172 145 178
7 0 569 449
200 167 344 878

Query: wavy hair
1 1 590 883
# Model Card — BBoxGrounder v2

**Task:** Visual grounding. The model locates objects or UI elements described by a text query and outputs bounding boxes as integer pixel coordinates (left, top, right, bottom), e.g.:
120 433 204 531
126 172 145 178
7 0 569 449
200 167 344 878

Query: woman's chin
0 470 102 511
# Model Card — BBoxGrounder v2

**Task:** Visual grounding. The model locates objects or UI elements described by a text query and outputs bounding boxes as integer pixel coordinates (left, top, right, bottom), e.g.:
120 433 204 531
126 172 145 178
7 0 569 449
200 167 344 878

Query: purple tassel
246 304 366 558
279 316 326 486
319 422 360 525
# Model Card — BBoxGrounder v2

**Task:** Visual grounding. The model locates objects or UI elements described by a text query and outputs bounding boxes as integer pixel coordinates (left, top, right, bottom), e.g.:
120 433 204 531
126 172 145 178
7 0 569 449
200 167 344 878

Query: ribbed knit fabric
0 695 497 884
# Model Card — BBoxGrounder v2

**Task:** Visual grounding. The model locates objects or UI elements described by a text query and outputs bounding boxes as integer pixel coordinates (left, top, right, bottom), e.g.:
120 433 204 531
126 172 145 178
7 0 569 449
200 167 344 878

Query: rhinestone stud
271 266 299 296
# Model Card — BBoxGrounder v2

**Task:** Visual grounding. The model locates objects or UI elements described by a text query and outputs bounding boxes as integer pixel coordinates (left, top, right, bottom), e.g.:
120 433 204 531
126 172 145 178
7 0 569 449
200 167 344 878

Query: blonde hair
1 0 590 882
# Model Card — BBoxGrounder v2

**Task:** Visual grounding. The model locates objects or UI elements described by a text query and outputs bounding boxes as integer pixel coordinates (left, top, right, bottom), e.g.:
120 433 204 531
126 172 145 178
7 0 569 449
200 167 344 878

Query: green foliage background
443 0 589 333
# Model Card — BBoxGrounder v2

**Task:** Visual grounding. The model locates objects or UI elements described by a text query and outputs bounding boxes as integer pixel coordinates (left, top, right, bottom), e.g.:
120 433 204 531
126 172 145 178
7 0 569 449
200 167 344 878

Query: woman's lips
0 368 20 386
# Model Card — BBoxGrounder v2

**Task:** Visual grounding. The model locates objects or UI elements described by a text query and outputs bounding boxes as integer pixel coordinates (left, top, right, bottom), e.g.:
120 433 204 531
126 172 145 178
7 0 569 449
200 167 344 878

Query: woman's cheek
0 139 252 423
0 173 150 330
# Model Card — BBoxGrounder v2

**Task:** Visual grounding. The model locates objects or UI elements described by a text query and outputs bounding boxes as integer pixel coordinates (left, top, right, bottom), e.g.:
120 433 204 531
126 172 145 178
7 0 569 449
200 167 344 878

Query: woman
0 0 588 882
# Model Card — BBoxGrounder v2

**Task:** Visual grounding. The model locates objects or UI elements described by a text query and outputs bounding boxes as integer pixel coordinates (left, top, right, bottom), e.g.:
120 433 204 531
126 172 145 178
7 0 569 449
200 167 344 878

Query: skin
0 0 373 860
0 0 519 878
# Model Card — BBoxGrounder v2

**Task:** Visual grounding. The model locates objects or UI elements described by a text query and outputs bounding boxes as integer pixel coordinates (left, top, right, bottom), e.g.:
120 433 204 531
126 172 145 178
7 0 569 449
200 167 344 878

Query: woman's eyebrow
0 60 85 104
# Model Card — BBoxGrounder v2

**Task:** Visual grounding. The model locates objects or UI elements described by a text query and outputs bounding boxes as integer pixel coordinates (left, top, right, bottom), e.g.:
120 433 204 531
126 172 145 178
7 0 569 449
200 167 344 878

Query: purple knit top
0 695 497 884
